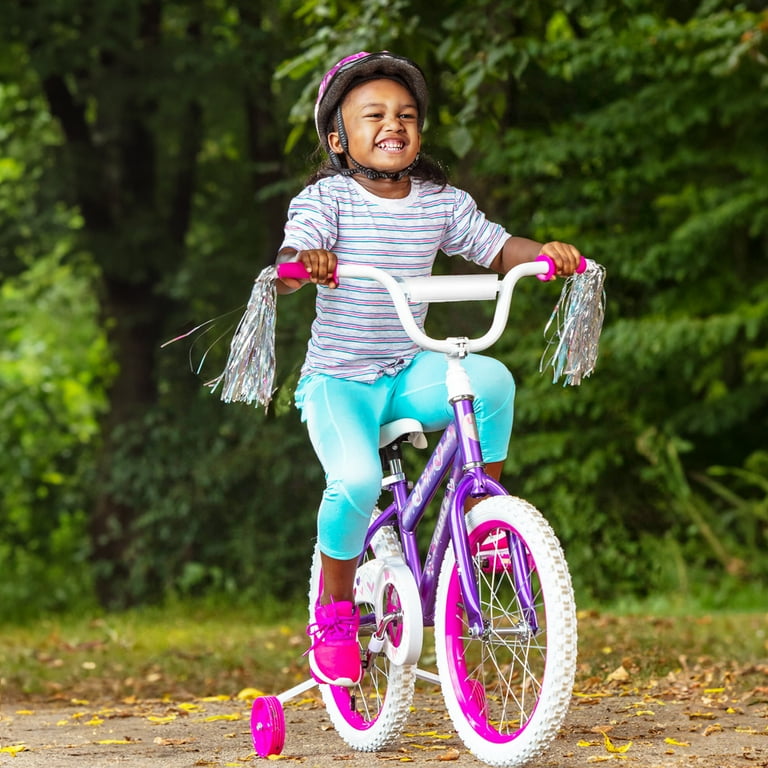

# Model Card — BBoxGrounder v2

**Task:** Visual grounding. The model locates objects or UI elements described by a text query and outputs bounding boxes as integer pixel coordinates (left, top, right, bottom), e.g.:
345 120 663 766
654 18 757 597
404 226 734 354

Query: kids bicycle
251 256 586 767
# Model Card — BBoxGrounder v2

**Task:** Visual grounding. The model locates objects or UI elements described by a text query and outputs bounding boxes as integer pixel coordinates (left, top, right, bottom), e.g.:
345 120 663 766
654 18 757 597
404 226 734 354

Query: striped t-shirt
280 175 511 382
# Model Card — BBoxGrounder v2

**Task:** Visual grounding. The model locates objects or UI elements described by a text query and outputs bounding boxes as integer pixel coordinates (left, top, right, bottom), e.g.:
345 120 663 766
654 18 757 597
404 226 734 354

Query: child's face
328 78 422 176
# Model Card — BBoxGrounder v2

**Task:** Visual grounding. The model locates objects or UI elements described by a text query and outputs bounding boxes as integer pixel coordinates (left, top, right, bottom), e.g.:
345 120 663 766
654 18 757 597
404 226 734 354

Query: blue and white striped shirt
281 176 511 382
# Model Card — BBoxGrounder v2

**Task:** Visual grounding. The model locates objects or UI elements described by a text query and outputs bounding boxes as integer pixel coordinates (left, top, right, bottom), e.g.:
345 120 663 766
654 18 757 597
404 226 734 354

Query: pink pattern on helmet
316 51 371 106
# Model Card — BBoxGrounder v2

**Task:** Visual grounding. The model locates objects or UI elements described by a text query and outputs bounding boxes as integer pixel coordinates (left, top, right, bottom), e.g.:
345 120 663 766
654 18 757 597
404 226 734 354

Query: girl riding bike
275 51 583 688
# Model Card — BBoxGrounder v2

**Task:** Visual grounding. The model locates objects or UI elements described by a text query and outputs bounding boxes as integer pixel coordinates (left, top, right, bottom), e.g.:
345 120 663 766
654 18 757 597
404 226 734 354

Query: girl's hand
540 241 583 277
298 249 338 288
277 248 338 292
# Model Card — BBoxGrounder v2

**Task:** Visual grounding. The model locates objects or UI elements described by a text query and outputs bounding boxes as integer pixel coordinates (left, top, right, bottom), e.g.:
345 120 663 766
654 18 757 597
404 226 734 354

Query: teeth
378 141 404 151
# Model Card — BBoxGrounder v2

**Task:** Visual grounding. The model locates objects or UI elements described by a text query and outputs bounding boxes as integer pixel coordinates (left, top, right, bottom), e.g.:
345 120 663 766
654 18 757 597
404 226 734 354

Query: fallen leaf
147 715 177 724
437 748 461 761
237 687 265 700
95 739 132 745
202 713 241 722
603 733 632 754
154 737 197 746
664 738 690 746
606 666 630 683
0 745 28 756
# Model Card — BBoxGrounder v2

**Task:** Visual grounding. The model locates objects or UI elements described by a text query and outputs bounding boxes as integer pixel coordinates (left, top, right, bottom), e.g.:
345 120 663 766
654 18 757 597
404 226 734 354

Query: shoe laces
305 601 358 652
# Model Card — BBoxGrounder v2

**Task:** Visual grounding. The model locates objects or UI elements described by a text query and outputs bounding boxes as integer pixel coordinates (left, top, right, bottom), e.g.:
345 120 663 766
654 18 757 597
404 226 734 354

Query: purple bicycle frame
364 396 536 638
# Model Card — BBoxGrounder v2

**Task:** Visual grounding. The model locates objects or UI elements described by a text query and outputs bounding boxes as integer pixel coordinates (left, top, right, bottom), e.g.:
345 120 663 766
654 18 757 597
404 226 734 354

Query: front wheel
434 496 577 767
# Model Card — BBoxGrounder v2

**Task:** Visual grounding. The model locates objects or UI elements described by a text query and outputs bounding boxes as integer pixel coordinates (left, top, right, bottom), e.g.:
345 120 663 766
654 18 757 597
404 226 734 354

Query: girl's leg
319 553 359 605
296 374 388 603
387 351 515 463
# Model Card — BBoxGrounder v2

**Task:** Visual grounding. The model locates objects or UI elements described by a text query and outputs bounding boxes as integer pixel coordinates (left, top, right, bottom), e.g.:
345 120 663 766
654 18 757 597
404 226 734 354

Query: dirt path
2 679 766 768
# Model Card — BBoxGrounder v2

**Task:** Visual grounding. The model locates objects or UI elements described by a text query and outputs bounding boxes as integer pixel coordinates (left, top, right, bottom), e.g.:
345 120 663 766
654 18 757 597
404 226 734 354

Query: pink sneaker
306 600 362 686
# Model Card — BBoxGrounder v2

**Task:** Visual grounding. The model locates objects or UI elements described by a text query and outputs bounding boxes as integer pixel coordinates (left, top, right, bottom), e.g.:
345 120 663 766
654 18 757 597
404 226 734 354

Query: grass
0 598 766 704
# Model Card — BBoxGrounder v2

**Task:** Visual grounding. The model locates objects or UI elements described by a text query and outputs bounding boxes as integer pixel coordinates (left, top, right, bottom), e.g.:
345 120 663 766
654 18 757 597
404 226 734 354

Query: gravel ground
2 679 767 768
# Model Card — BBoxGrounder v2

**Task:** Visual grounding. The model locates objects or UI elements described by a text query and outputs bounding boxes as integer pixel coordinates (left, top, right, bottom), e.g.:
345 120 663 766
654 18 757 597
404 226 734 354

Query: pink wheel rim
251 696 286 757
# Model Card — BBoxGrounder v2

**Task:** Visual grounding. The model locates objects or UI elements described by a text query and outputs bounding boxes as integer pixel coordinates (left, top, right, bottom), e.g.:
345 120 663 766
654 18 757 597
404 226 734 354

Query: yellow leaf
664 738 690 746
202 713 241 722
200 695 230 702
578 740 599 747
603 733 632 753
704 687 724 694
85 717 104 726
688 711 716 719
95 739 131 745
147 715 177 724
56 720 69 726
634 710 655 716
266 755 285 761
177 702 203 712
0 745 27 756
70 698 90 706
14 710 34 716
237 687 265 700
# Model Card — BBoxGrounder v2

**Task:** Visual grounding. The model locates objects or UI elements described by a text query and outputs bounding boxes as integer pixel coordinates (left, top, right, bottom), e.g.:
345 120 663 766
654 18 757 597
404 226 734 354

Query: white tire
434 496 577 766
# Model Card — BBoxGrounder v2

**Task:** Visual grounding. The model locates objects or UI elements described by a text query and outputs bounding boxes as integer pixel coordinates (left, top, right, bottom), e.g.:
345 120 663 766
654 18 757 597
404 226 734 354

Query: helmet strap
333 105 419 182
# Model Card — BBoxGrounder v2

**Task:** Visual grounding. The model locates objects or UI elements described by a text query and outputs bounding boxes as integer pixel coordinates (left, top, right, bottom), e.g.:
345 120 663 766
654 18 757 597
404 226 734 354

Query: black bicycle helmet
314 51 429 180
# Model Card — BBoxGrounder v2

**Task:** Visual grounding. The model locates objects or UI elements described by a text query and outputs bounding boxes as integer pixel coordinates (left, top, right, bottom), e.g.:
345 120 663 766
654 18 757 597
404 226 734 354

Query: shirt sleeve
440 187 511 268
280 183 339 252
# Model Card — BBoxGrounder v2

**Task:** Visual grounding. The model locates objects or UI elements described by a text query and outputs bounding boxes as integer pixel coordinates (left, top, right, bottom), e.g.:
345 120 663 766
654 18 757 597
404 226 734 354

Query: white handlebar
329 261 548 355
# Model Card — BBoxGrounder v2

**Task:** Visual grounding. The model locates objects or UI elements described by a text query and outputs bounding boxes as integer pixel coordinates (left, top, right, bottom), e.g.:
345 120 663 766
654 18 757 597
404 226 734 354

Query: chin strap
333 105 419 181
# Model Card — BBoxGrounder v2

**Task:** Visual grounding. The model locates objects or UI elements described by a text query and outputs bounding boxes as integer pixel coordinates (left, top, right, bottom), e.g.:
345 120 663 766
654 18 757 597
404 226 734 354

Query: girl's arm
489 236 583 278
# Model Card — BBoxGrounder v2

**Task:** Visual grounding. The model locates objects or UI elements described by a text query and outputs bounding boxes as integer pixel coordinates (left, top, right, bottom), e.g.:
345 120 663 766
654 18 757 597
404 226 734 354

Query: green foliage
92 395 322 606
0 250 111 619
0 0 766 614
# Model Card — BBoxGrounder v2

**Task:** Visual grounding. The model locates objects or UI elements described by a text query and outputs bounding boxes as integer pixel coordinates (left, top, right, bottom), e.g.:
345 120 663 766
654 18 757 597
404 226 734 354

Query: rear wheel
434 496 577 767
308 544 418 750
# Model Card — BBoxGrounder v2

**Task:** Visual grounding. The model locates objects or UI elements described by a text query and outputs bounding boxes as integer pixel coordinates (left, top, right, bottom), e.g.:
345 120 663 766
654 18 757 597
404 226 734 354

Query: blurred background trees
1 0 766 618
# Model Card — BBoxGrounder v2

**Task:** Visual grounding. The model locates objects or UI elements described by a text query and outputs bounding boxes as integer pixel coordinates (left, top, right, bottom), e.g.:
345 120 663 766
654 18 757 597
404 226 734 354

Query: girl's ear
327 131 343 155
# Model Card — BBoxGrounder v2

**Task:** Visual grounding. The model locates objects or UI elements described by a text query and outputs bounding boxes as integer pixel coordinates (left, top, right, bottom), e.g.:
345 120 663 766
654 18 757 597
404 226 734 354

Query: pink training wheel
251 696 286 757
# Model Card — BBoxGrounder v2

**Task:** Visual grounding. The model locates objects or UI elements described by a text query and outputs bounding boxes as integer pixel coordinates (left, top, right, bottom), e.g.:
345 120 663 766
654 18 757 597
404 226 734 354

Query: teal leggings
295 351 515 560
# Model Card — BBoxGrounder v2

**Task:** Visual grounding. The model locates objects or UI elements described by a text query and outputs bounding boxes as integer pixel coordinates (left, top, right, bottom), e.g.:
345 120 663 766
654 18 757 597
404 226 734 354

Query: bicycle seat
378 418 428 450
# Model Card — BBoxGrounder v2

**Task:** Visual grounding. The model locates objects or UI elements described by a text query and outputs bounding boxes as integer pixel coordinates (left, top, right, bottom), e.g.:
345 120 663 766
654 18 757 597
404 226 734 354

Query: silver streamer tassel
540 259 606 386
207 265 279 408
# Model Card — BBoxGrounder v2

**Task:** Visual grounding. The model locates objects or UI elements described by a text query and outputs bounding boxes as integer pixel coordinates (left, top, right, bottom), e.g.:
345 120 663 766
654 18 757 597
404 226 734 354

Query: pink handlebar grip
277 262 311 280
535 254 587 281
277 261 340 284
